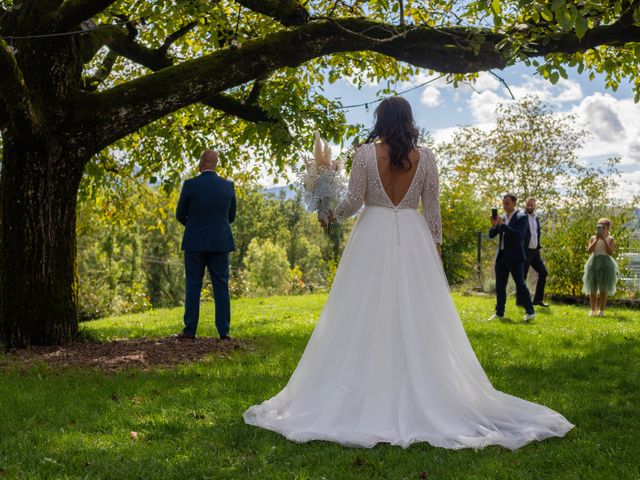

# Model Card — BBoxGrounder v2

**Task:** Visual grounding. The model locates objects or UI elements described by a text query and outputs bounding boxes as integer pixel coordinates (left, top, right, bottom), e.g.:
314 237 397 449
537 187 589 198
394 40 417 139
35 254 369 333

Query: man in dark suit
488 193 535 322
175 149 236 339
523 197 549 307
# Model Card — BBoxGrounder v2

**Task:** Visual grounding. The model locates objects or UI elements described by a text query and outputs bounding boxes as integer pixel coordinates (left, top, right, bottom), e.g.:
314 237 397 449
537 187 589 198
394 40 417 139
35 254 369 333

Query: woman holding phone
583 218 618 317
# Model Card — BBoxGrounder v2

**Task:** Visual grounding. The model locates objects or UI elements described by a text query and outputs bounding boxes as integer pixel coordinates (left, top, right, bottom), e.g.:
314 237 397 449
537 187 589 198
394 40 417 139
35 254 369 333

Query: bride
243 97 573 450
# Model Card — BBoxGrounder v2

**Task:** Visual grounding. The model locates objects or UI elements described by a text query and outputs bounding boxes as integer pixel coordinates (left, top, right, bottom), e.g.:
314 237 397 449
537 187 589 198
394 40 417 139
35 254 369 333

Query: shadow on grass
2 318 639 479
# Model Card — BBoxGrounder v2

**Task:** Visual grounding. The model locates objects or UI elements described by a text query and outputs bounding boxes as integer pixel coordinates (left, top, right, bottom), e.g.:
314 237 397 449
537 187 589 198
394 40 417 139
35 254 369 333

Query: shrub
243 238 291 296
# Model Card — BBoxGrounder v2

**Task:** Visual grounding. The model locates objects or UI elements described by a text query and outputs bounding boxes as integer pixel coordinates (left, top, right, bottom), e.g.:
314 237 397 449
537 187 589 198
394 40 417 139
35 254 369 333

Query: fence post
476 231 483 291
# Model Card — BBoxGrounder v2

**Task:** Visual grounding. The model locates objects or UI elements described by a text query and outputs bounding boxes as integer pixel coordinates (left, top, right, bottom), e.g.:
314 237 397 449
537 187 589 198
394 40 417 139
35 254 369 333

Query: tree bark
0 133 85 347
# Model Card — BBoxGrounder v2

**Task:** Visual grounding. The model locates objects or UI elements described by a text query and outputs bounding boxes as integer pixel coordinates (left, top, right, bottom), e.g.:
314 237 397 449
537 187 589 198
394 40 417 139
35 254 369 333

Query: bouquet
298 132 346 226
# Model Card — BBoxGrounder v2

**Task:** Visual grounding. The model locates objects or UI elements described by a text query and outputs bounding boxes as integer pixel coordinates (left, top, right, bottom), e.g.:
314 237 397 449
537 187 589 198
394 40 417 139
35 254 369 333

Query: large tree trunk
0 133 85 348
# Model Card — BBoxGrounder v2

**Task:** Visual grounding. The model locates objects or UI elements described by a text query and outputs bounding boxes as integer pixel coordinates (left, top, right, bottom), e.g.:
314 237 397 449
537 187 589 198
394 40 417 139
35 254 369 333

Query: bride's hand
319 211 335 229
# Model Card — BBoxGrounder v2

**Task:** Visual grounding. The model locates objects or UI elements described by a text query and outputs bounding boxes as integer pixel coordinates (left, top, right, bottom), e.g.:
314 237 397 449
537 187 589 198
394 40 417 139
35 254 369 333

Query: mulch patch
1 336 252 371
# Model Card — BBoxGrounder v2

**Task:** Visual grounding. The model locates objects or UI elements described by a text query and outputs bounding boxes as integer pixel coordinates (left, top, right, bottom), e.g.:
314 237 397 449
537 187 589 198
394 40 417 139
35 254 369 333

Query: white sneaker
589 311 596 317
597 311 605 317
487 314 504 321
524 313 536 322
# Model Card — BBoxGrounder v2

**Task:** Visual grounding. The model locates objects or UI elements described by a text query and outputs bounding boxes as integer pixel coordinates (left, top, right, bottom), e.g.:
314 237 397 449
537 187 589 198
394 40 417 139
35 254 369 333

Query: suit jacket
176 171 236 252
488 209 529 263
524 214 542 250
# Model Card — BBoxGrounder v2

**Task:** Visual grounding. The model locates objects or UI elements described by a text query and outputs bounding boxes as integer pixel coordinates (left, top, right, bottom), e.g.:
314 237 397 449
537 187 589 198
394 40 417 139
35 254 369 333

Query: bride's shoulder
417 145 434 157
353 143 374 162
356 142 375 153
417 146 437 169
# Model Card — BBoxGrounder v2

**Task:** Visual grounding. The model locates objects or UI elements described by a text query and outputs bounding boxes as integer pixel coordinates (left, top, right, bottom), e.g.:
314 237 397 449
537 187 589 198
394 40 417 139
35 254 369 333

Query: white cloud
575 93 625 142
431 126 459 145
467 90 505 123
420 86 442 107
626 140 640 164
431 123 494 145
612 170 640 201
572 92 640 166
474 72 501 91
508 76 583 103
555 79 584 102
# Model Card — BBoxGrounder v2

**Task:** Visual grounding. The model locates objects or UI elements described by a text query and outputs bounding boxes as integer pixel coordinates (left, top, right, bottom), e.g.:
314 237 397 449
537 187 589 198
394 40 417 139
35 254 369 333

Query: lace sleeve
333 146 367 221
421 148 442 245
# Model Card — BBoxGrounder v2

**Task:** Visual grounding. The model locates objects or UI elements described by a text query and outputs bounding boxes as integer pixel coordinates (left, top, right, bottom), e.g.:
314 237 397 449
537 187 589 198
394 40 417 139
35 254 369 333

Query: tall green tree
2 0 640 346
438 97 588 208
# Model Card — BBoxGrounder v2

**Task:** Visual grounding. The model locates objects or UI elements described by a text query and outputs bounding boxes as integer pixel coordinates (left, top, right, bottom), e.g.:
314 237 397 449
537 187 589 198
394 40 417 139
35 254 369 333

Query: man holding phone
489 194 536 322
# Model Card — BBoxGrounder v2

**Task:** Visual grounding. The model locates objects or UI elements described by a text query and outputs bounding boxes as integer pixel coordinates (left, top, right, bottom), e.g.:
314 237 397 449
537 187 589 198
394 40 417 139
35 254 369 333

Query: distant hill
262 185 299 200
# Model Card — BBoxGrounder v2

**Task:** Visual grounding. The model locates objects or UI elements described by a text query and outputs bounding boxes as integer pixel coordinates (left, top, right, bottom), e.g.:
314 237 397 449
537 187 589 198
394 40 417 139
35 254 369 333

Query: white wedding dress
244 143 573 450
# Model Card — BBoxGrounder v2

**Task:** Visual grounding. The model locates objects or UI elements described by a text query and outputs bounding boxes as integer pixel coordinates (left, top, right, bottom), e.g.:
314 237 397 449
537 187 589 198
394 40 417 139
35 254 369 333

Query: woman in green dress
582 218 618 317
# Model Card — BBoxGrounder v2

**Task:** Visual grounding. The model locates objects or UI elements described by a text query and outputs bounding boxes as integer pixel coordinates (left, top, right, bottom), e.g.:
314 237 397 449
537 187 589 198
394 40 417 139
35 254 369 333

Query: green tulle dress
582 236 618 295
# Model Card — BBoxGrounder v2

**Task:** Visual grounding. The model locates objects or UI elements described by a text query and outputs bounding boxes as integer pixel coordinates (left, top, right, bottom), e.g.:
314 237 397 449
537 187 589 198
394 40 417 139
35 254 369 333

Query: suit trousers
524 248 548 303
495 252 534 316
183 251 231 337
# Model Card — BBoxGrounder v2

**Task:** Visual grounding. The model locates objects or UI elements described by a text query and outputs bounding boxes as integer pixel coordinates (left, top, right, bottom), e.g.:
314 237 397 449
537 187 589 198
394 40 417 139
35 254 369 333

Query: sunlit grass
1 293 639 479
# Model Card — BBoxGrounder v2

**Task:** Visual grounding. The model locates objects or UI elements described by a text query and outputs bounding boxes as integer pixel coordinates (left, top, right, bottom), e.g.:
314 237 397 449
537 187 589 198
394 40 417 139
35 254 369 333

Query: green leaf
556 6 573 30
491 0 501 16
575 14 588 39
558 65 568 79
550 0 565 11
549 71 560 84
541 8 553 21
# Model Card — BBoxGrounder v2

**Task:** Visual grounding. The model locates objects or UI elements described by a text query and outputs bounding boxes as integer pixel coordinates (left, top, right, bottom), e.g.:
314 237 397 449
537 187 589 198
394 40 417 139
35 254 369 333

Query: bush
244 238 291 296
289 265 307 295
324 259 339 291
229 268 250 299
439 180 486 285
78 280 151 321
292 237 325 291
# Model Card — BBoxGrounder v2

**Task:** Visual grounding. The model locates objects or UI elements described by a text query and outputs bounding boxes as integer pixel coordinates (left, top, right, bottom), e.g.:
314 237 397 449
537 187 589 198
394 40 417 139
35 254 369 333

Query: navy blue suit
523 215 548 304
176 171 236 337
488 210 534 316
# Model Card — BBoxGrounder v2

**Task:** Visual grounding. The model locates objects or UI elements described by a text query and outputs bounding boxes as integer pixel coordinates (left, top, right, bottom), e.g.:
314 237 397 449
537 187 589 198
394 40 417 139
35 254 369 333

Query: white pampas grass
298 132 346 225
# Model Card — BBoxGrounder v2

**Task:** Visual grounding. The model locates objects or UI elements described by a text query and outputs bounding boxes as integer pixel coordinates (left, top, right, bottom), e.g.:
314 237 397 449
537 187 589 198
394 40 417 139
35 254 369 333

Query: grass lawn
1 293 639 479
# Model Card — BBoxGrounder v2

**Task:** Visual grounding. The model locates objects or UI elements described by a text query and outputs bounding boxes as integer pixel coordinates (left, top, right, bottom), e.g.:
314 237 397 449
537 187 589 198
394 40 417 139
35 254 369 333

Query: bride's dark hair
364 96 419 171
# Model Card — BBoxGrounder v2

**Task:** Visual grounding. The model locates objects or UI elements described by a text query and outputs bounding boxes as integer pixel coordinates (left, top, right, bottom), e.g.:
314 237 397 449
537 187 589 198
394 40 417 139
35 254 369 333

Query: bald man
175 150 236 339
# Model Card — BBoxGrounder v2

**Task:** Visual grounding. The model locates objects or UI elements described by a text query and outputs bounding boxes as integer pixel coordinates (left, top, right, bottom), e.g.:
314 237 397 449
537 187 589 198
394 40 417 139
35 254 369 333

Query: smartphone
597 224 604 236
491 207 498 220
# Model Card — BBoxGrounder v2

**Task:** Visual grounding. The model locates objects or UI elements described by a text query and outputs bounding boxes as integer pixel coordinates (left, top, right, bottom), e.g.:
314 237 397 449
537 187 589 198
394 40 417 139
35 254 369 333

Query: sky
293 63 640 203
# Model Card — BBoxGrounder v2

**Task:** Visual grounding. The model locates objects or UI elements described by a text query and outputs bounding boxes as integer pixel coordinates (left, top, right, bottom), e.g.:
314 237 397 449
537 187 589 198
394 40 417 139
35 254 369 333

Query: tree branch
160 21 199 54
94 25 173 70
81 24 278 130
57 0 120 31
619 0 640 25
82 48 118 91
0 38 37 140
202 93 275 123
246 76 266 105
82 17 640 150
531 22 640 55
235 0 310 26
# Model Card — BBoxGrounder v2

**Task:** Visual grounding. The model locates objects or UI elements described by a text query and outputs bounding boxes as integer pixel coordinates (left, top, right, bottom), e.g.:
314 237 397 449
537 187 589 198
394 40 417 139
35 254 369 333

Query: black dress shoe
220 335 232 341
533 301 550 307
173 332 196 340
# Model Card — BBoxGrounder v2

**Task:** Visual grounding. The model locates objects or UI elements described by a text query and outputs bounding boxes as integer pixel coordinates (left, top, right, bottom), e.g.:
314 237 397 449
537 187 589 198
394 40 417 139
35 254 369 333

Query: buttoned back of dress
334 143 442 245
